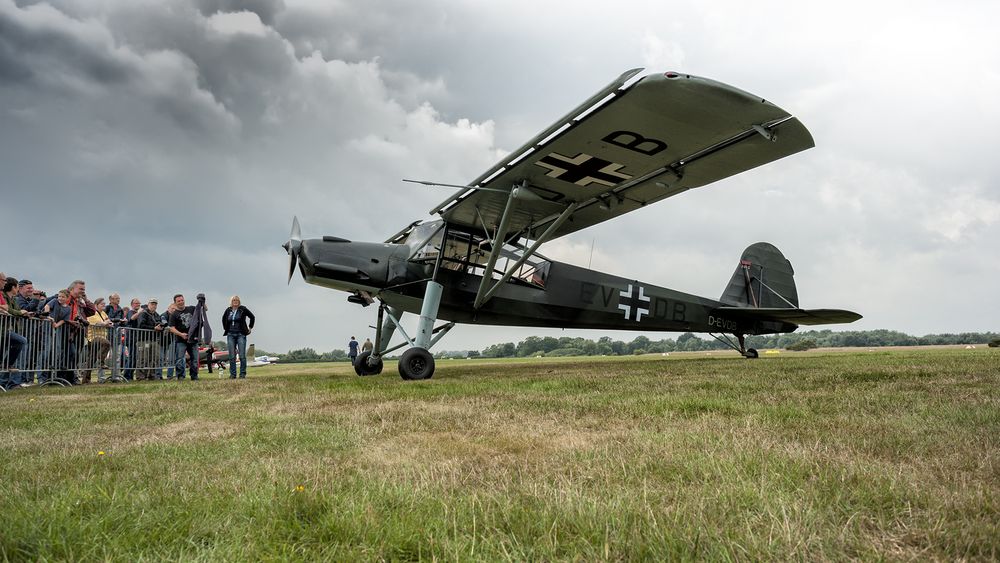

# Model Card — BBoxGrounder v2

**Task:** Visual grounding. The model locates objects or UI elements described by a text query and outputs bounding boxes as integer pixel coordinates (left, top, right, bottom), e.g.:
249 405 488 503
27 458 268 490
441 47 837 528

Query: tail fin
716 243 862 327
720 242 798 309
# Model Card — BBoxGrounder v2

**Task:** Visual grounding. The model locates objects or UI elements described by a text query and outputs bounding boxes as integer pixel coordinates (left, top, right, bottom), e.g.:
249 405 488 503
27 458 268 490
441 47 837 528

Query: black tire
398 347 435 380
745 348 759 359
354 351 383 376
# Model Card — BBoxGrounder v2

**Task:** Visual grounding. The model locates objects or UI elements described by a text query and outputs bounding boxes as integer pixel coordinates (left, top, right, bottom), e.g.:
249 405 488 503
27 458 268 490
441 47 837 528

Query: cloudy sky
2 0 998 354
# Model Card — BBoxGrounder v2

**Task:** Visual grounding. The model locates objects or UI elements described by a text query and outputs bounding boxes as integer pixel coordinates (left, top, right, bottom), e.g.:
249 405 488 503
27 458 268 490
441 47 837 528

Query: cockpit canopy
398 220 550 288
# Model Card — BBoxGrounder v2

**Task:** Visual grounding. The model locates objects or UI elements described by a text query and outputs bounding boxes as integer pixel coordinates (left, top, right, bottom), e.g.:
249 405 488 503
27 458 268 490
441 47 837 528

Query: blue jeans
2 331 27 387
227 333 247 377
161 346 174 379
122 341 135 381
174 340 198 380
33 323 52 384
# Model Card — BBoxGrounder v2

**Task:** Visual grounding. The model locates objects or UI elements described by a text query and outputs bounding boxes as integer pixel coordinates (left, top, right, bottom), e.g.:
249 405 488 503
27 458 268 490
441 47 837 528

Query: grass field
1 348 997 561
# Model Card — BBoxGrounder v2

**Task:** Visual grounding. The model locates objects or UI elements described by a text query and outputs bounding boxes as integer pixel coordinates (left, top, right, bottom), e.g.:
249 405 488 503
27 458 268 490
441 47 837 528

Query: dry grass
0 347 997 561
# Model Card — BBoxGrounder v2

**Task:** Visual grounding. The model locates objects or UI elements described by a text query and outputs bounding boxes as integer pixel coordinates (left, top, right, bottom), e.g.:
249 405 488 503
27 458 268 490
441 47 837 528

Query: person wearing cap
27 289 49 384
119 297 142 381
15 279 39 315
136 298 165 380
81 297 112 384
11 279 37 377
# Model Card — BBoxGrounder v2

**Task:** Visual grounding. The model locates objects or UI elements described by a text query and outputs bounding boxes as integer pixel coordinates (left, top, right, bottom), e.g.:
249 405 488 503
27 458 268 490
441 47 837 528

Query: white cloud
639 32 686 71
924 189 1000 242
205 10 269 37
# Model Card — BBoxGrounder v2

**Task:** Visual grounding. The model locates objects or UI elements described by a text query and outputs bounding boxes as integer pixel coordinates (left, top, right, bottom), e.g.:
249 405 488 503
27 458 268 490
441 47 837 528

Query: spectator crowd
1 272 252 390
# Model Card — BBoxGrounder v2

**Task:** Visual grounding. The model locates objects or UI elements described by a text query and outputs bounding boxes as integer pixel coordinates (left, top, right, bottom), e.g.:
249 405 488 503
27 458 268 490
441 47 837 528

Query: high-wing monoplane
284 69 861 380
197 344 278 370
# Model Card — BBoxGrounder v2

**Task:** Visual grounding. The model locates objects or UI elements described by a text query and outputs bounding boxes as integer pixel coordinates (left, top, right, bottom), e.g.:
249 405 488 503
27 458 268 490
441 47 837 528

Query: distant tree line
277 348 351 363
269 330 999 361
478 330 1000 358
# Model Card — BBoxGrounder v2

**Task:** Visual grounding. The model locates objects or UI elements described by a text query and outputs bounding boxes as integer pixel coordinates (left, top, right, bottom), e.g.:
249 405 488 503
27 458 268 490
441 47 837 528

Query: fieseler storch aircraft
284 69 861 380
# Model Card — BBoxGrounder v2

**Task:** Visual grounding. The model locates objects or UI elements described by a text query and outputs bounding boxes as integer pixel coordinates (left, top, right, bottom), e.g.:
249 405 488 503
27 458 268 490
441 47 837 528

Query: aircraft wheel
398 347 435 380
354 351 383 376
744 348 759 359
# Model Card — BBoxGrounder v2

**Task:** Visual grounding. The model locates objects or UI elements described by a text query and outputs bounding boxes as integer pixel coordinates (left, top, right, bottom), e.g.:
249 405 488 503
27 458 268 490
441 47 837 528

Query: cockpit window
404 220 548 288
405 220 445 261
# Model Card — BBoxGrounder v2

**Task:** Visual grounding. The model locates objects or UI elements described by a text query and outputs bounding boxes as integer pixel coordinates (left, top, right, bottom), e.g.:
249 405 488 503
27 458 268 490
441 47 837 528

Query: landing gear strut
359 284 455 380
737 334 759 359
710 333 759 359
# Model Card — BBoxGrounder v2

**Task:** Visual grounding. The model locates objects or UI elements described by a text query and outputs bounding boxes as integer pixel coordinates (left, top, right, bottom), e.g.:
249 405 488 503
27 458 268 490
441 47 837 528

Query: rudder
720 242 798 309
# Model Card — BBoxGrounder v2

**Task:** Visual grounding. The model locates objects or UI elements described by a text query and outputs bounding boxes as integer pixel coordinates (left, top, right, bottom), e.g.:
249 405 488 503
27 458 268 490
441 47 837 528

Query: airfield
1 347 996 560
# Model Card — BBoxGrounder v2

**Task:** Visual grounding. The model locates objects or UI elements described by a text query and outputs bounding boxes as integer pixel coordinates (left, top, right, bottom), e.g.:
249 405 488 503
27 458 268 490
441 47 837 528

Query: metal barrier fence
1 314 203 389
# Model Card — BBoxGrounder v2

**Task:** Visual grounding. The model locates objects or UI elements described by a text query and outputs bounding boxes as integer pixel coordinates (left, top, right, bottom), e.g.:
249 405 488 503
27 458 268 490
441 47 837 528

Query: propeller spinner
282 216 302 284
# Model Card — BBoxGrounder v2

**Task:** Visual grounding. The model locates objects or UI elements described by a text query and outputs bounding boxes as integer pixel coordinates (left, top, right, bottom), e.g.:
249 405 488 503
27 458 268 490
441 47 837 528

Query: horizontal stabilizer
715 306 862 326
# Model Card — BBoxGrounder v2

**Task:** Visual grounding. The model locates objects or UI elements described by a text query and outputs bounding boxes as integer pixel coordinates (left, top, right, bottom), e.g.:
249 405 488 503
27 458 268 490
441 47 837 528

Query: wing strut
474 202 578 309
472 186 520 308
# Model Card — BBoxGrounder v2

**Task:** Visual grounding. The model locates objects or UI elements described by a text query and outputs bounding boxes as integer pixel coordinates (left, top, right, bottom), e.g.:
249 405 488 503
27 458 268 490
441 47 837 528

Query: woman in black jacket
222 295 255 378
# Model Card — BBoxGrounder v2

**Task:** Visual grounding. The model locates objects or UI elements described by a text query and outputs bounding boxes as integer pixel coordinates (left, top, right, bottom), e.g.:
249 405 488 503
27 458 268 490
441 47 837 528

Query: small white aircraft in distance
250 355 280 366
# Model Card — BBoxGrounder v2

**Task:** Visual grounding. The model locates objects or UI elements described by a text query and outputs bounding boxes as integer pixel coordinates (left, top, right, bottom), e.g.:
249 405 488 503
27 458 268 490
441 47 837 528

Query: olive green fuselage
298 238 794 337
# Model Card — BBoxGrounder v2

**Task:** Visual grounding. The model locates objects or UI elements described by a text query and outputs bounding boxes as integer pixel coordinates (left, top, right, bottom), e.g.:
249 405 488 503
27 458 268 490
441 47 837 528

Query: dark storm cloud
0 0 504 352
1 0 998 354
0 1 132 88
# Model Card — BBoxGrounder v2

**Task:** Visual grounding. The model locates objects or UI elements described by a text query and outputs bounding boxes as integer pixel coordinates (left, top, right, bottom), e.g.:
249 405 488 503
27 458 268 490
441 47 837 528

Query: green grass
1 348 997 561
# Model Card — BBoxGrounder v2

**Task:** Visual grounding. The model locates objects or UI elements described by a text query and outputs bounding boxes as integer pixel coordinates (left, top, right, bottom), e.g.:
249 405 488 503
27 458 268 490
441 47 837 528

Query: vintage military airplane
197 344 278 370
284 69 861 380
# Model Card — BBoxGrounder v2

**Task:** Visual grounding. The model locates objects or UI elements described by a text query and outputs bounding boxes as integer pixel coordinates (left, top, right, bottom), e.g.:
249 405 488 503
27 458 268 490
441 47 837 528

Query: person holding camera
81 297 112 384
50 289 87 385
104 293 126 325
168 294 199 381
136 298 164 380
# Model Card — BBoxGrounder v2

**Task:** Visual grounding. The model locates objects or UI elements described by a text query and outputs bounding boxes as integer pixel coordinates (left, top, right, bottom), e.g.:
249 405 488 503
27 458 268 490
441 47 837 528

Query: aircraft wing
715 307 863 326
430 69 814 241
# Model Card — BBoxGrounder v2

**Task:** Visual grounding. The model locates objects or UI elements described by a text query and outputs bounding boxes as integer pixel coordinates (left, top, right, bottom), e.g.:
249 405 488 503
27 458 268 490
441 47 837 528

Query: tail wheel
354 351 383 376
398 347 435 380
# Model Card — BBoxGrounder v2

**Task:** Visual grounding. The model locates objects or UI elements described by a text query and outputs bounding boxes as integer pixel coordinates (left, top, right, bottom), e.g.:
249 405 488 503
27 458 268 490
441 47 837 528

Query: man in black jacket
168 294 198 381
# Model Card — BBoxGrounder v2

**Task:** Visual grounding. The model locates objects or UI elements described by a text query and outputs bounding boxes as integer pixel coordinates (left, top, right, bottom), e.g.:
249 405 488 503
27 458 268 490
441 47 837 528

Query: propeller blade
284 216 302 285
287 251 297 284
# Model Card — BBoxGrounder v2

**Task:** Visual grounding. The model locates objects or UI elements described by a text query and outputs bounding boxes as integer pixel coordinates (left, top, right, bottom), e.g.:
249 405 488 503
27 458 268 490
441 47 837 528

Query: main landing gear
710 333 759 359
354 351 383 376
398 348 435 380
355 282 455 380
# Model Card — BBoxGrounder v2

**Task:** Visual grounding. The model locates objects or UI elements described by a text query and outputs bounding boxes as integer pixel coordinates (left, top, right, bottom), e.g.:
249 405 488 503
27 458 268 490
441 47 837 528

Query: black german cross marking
535 152 632 188
617 283 650 322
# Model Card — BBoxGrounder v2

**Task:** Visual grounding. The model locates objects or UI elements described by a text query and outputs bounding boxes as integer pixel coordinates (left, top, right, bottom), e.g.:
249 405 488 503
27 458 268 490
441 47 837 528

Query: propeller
282 216 302 284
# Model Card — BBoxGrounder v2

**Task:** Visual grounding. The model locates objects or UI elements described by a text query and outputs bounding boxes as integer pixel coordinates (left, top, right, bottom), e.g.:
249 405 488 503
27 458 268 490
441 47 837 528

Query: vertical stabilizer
720 243 798 309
